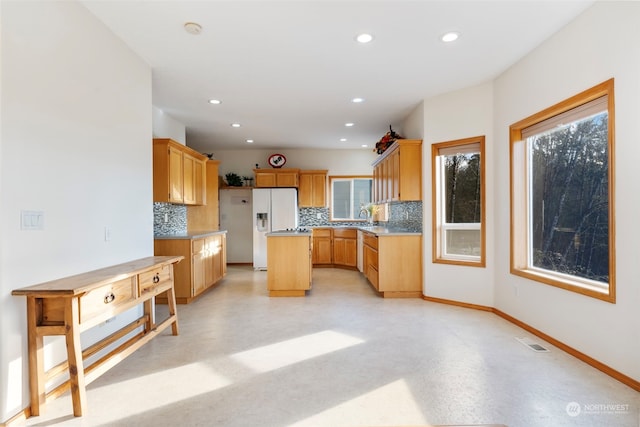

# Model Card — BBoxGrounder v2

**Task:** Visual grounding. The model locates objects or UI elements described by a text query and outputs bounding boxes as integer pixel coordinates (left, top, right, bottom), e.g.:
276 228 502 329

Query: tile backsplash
153 202 187 235
299 201 422 231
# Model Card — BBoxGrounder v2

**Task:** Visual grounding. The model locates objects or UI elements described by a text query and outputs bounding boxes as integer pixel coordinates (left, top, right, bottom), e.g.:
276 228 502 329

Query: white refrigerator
252 188 299 270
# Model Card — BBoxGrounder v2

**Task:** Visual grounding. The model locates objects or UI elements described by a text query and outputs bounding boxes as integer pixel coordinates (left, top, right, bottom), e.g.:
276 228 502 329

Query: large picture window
510 79 615 302
329 176 373 221
432 136 485 266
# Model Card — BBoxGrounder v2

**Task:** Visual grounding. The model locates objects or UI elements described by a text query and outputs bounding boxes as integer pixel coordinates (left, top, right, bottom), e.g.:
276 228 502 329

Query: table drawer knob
104 292 115 304
152 274 160 284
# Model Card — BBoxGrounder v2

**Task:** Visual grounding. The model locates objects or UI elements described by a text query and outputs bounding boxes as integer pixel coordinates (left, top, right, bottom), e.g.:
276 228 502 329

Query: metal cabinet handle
104 292 115 304
152 274 160 284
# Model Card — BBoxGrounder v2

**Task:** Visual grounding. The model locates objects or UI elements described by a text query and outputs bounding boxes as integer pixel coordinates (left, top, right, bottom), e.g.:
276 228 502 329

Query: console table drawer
139 264 172 296
79 277 136 324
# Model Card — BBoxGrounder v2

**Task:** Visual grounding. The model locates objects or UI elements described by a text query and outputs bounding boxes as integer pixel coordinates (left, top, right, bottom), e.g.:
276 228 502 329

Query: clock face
268 153 286 168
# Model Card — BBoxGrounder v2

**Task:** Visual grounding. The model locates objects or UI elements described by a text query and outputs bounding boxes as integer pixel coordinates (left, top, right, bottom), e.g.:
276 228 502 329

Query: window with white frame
329 176 373 221
510 79 615 302
432 136 485 266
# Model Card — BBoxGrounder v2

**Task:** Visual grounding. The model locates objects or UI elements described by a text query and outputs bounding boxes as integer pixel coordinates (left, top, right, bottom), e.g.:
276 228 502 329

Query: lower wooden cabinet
333 228 357 268
362 231 422 297
267 234 312 296
312 228 333 265
154 232 227 304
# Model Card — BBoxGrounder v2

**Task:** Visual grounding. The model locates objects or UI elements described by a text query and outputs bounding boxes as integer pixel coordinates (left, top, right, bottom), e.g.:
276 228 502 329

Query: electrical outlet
316 213 322 219
164 213 169 223
104 226 112 242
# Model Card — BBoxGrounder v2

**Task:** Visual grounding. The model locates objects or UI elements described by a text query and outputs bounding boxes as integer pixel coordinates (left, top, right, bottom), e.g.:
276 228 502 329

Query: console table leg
64 298 87 416
26 297 45 416
166 287 179 336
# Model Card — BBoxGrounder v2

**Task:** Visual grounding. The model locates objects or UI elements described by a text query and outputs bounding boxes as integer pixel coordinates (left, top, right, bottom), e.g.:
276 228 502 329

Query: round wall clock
268 153 287 168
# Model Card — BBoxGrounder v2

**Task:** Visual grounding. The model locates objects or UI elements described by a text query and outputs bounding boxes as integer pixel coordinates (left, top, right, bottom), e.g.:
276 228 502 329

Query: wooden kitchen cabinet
312 228 333 265
153 138 207 205
187 160 221 232
267 234 312 296
298 170 327 207
333 228 357 268
154 231 227 304
362 231 422 297
372 139 422 202
253 168 300 188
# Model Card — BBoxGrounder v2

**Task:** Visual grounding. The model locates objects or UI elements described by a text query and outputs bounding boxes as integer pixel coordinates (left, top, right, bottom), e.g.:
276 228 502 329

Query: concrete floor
15 265 640 427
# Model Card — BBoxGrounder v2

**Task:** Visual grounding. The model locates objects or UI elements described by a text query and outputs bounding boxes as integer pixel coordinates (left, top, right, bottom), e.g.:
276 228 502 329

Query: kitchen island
266 229 312 296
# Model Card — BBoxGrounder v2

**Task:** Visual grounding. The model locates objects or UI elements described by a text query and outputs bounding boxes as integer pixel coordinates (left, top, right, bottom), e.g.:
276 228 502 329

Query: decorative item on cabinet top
375 125 403 155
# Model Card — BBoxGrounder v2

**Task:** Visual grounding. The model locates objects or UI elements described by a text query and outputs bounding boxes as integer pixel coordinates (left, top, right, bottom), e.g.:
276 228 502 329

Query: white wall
0 1 153 420
152 106 186 145
493 2 640 381
213 148 378 180
421 82 495 306
402 101 425 140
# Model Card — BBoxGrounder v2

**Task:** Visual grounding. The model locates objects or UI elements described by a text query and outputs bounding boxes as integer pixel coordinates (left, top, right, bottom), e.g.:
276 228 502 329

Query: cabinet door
276 172 298 187
333 238 346 265
192 239 206 296
298 174 313 207
313 237 332 264
255 172 276 187
168 145 184 203
194 158 206 205
343 238 357 267
183 153 196 205
311 174 326 206
390 149 401 201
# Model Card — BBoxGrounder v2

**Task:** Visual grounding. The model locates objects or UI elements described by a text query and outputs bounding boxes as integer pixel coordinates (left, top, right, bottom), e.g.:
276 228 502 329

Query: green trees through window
510 79 615 302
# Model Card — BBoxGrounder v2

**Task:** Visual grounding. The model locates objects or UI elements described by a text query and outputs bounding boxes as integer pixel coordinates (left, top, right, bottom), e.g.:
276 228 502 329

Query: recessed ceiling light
208 99 221 105
345 122 354 127
340 138 347 142
184 22 202 35
441 32 459 42
351 97 364 103
356 33 373 44
231 123 241 128
361 144 368 148
246 139 254 143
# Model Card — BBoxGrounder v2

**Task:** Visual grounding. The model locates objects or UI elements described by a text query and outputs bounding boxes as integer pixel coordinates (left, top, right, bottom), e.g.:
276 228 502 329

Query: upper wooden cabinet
372 139 422 203
187 160 221 232
153 138 208 205
298 170 327 207
253 168 300 188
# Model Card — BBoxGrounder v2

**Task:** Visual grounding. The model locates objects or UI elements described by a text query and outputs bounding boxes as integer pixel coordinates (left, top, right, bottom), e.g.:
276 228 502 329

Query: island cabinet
372 139 422 203
153 138 208 205
267 233 312 296
312 228 333 265
298 170 327 207
362 231 422 297
333 228 357 268
253 168 300 188
154 231 227 304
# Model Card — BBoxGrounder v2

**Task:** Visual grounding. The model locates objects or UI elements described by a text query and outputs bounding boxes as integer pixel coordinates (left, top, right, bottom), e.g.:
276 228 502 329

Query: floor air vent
516 337 550 352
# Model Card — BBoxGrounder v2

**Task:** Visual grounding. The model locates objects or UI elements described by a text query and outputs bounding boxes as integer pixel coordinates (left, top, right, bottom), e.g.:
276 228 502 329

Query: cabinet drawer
79 277 136 324
313 228 332 238
363 233 378 250
333 228 356 239
139 264 172 296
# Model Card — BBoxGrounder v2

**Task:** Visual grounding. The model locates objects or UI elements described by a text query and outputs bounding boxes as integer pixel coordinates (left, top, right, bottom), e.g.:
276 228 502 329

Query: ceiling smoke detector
184 22 202 35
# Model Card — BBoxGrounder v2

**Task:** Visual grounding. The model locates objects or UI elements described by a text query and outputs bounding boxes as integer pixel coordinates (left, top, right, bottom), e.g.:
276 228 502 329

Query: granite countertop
309 225 422 236
154 229 227 240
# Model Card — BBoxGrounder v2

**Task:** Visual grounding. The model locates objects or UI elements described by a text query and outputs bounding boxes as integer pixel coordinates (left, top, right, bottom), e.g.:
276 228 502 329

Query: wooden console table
12 255 183 417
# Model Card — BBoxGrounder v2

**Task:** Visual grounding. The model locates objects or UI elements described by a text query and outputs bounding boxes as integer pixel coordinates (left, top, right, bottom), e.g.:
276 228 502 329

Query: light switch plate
21 210 44 230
